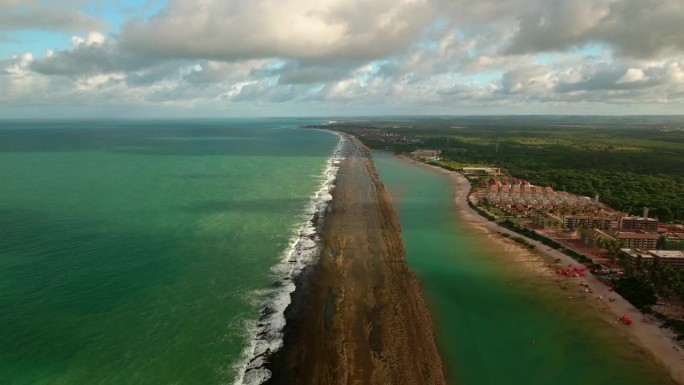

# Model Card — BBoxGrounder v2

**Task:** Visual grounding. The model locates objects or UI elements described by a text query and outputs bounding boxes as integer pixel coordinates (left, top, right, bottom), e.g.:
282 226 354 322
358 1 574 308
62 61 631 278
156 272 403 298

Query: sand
265 137 447 385
402 156 684 385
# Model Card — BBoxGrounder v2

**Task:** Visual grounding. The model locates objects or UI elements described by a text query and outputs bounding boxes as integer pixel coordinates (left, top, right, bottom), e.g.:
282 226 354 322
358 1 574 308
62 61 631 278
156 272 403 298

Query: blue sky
2 0 684 117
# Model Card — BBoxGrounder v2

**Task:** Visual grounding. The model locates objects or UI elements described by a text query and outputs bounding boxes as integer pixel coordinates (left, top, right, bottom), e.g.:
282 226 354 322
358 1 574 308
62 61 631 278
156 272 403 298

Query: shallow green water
372 152 675 385
0 120 338 385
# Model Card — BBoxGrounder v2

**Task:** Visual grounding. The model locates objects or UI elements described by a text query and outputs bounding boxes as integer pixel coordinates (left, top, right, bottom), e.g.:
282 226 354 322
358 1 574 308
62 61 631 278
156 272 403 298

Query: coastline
265 135 447 384
399 155 684 385
235 133 345 385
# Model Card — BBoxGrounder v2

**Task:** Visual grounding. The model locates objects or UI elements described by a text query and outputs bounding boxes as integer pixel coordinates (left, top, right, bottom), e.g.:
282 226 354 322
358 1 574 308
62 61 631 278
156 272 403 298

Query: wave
233 132 346 385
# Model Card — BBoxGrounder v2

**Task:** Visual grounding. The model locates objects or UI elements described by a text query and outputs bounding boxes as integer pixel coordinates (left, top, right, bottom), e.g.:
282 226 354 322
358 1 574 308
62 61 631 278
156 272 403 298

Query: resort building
604 231 660 249
649 250 684 269
462 167 500 176
581 229 616 248
411 149 441 161
564 215 616 230
533 212 563 229
619 216 659 231
476 184 622 224
620 249 684 269
620 248 654 268
582 230 659 250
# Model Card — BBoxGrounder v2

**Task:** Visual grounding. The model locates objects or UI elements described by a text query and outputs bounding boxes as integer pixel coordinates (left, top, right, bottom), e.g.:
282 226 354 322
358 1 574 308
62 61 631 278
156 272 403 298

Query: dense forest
323 116 684 222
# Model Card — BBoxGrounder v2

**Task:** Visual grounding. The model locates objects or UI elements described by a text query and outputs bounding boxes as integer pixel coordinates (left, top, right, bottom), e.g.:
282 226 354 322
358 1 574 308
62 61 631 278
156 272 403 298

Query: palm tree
600 238 622 264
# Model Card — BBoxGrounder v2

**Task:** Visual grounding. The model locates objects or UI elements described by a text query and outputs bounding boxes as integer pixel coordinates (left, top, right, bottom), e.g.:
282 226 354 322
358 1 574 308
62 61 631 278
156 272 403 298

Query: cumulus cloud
3 0 684 115
499 64 556 94
29 32 155 76
118 0 437 62
554 59 683 94
0 1 106 32
507 0 684 58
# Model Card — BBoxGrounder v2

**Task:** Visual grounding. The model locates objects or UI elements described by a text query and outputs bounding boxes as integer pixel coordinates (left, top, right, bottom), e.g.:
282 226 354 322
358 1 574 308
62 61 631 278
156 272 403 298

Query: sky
1 0 684 118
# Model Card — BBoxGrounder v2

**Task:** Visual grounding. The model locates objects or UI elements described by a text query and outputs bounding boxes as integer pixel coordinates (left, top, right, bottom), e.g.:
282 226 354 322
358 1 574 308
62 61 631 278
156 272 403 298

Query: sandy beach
402 156 684 385
265 137 447 384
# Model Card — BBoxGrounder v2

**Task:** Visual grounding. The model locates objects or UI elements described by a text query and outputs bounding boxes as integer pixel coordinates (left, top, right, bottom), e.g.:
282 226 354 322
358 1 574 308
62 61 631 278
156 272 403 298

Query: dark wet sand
266 136 447 385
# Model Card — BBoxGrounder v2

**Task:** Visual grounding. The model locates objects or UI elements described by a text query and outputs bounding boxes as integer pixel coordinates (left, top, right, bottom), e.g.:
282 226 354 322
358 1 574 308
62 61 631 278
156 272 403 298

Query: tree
599 238 622 264
614 275 657 309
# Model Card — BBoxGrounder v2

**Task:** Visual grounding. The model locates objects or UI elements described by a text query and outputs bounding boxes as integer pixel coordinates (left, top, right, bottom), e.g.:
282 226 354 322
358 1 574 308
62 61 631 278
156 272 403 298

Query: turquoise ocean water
0 120 339 385
373 152 675 385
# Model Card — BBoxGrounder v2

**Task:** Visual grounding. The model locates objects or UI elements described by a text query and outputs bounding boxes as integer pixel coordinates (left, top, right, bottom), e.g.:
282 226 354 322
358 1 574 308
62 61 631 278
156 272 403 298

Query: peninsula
265 136 447 384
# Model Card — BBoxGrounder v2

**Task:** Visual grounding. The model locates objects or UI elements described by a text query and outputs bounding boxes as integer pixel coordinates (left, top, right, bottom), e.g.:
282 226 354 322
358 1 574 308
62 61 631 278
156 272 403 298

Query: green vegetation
662 318 684 341
613 274 658 309
614 259 684 340
324 116 684 222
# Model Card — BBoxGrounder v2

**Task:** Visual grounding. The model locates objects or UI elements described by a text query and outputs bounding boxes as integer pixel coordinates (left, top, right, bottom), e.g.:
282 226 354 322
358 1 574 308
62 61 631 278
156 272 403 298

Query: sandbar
265 136 447 384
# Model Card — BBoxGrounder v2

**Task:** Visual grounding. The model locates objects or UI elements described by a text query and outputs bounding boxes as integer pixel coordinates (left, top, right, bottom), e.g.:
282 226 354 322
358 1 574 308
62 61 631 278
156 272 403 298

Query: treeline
438 137 684 222
614 265 684 340
329 119 684 222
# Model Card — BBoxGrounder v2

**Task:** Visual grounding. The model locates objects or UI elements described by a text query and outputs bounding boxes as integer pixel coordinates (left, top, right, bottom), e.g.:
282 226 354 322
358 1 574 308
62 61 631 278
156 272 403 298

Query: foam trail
233 132 346 385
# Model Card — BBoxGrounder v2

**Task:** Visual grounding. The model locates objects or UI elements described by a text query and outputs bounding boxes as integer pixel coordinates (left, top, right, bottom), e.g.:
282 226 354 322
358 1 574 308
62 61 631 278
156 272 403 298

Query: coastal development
469 173 684 332
314 117 684 384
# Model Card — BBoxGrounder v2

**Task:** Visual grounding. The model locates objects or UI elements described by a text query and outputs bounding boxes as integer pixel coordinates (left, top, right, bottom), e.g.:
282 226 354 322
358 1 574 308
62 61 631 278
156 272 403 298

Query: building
533 212 563 229
619 249 684 269
620 248 654 268
604 231 659 249
658 224 684 250
582 230 659 249
462 167 500 176
649 250 684 269
564 216 616 230
620 216 659 231
581 229 616 248
661 233 684 250
411 149 441 161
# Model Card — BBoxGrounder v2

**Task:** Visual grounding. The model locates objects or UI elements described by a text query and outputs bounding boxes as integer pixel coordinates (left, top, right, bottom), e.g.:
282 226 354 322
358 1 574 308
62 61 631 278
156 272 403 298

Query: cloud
118 0 437 62
0 1 106 32
507 0 684 58
554 60 683 94
272 61 356 84
499 64 555 94
29 32 155 76
4 0 684 115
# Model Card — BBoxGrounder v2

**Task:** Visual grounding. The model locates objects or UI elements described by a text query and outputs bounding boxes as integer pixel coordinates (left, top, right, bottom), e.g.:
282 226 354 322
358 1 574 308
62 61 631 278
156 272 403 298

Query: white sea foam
233 132 346 385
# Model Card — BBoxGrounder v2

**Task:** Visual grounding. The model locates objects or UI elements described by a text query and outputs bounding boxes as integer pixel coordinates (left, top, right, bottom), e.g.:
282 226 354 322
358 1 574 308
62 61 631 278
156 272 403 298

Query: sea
0 119 341 385
372 151 676 385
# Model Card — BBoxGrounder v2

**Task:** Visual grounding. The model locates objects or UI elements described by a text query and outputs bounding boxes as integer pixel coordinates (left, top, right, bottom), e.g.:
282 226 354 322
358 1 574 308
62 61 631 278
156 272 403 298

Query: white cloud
71 31 106 47
617 68 646 84
3 0 684 115
118 0 437 62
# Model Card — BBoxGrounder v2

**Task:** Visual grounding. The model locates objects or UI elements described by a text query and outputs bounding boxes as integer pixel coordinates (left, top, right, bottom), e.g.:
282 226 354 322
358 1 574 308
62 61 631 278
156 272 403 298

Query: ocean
372 151 675 385
0 119 340 385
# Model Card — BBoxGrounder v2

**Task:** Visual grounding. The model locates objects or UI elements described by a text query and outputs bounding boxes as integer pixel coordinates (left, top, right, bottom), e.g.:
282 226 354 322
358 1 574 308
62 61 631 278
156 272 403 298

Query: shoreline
399 155 684 384
234 133 346 385
265 135 447 384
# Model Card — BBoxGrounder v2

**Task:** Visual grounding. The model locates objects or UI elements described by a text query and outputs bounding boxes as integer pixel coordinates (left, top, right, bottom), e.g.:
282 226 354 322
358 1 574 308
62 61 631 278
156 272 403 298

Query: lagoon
372 151 674 385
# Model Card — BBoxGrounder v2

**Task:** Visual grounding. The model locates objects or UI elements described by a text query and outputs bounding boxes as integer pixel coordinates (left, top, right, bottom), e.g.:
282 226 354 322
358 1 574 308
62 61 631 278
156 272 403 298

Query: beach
402 156 684 385
265 137 447 384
